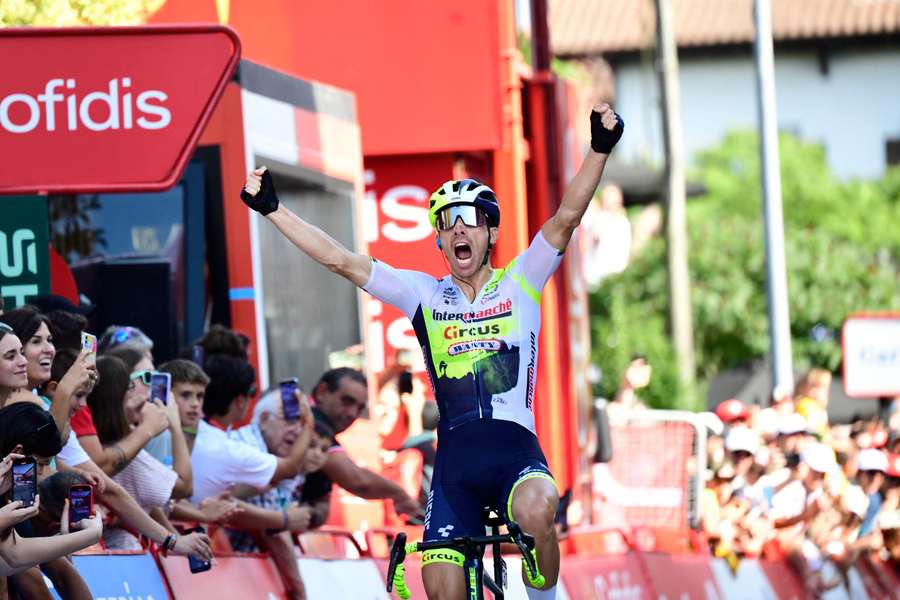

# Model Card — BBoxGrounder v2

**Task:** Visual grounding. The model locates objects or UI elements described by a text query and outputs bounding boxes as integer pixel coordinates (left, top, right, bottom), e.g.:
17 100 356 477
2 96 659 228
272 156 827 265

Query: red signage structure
0 26 240 194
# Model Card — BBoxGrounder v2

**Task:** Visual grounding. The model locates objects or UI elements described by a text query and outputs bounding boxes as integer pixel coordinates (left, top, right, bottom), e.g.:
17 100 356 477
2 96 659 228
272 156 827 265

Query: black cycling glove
590 109 624 154
240 169 279 216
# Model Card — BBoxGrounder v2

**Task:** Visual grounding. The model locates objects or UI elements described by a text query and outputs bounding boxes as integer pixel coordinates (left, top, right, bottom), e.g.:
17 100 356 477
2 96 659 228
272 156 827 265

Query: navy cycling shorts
423 419 555 544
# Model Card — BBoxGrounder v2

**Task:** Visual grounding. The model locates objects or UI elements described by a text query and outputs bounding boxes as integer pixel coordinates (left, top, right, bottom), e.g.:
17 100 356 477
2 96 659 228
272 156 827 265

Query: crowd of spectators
0 296 427 600
10 289 893 597
700 369 900 591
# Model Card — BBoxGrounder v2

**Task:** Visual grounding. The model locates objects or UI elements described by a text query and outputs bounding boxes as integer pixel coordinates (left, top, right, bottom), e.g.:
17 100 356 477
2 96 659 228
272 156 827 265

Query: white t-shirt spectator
190 420 278 504
57 430 91 467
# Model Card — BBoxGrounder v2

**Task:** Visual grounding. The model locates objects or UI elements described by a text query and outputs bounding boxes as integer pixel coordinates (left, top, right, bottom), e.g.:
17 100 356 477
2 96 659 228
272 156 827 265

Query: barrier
559 553 651 599
641 553 721 598
49 552 170 600
299 557 391 599
295 526 366 559
594 411 705 531
36 532 899 599
710 558 793 600
157 552 288 599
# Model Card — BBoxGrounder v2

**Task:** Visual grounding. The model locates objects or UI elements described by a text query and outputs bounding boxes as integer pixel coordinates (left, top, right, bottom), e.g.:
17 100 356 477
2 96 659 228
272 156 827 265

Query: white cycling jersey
363 231 563 434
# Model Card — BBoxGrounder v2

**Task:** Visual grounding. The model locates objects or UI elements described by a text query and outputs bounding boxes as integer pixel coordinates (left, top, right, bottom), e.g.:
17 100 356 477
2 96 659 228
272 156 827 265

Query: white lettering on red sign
362 169 431 244
0 78 172 134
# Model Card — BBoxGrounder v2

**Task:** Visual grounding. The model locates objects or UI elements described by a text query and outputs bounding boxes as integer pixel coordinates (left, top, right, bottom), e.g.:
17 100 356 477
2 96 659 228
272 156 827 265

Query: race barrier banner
51 546 899 599
560 554 649 599
158 553 288 599
49 552 169 600
300 557 391 599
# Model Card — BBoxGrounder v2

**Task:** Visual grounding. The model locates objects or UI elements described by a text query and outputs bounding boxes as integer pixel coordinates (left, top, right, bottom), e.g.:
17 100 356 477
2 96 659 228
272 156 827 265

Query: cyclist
241 104 623 600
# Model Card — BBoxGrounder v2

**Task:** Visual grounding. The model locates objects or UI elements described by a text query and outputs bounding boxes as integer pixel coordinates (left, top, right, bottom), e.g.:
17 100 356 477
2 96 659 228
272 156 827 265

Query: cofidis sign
0 26 240 194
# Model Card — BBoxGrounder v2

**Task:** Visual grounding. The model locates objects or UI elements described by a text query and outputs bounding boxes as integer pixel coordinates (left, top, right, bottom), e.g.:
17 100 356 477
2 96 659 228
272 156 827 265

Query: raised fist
590 103 624 154
241 166 280 215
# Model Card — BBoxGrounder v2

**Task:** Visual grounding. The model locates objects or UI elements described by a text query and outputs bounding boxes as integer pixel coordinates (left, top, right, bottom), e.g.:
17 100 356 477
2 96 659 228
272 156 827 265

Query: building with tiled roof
549 0 900 179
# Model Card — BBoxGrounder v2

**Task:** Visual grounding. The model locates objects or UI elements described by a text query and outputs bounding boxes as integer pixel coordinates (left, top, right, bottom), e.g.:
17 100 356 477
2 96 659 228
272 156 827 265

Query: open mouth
453 241 473 262
38 359 52 369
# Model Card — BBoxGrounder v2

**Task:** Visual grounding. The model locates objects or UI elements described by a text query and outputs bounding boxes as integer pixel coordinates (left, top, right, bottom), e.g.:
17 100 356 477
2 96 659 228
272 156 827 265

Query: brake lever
506 523 538 575
386 532 408 593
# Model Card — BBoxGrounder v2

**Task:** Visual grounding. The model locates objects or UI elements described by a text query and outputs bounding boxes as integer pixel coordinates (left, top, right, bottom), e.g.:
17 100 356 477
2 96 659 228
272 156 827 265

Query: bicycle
385 508 545 600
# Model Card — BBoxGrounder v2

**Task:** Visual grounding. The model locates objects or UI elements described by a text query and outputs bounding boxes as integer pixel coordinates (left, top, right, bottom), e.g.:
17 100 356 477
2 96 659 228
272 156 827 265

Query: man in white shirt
189 354 313 504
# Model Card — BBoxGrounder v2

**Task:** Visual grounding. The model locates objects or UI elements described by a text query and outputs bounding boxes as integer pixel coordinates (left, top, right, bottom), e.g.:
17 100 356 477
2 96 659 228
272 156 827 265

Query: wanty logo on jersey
0 78 171 134
432 299 512 323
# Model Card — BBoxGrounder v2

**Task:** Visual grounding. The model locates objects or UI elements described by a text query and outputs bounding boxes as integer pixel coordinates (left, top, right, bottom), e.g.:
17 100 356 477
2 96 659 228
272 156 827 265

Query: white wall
613 47 900 180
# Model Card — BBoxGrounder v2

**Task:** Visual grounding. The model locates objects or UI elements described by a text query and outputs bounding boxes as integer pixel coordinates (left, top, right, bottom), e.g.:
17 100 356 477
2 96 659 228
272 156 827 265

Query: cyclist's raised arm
242 167 373 287
541 103 623 252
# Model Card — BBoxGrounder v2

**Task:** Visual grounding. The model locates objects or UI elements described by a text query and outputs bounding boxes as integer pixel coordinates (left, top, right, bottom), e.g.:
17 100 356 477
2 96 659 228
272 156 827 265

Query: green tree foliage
590 131 900 410
0 0 164 26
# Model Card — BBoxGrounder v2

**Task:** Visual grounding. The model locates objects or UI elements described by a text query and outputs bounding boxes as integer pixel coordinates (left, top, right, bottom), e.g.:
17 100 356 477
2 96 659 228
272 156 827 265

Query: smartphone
81 332 97 366
191 345 205 367
398 371 414 395
150 372 171 405
280 378 300 421
68 484 93 523
11 457 37 506
184 527 212 573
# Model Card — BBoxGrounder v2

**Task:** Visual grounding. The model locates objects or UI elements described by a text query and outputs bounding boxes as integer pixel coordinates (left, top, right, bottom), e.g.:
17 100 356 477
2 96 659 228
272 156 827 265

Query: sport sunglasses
435 205 488 232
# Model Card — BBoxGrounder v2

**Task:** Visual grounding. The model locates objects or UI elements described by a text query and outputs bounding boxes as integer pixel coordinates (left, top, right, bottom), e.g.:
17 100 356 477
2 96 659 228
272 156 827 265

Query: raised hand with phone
48 346 97 439
0 453 39 529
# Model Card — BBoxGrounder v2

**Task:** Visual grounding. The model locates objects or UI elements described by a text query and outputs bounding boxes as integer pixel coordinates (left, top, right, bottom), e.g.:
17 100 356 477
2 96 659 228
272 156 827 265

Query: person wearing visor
240 103 623 600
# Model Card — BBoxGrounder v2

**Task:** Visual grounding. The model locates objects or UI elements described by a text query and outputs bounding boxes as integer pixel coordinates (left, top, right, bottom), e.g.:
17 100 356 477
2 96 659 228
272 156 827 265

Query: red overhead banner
0 26 240 194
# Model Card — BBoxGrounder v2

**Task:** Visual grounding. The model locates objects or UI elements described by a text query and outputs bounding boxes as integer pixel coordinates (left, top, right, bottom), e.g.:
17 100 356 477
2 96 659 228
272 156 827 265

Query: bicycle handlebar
385 528 545 598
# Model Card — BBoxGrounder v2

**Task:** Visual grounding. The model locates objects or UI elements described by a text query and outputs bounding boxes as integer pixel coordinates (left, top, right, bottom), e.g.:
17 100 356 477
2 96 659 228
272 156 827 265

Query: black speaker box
72 257 176 362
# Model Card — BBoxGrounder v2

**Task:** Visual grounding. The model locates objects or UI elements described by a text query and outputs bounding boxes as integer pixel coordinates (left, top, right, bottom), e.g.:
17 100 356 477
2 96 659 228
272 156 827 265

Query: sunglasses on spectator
113 326 142 345
0 322 13 334
130 370 154 385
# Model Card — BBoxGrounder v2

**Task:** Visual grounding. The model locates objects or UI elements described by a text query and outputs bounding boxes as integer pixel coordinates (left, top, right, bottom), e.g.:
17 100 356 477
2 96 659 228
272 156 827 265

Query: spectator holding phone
224 387 316 599
2 319 211 565
0 307 96 440
86 356 192 549
189 355 314 504
72 347 169 477
0 404 102 576
157 360 244 527
226 388 315 544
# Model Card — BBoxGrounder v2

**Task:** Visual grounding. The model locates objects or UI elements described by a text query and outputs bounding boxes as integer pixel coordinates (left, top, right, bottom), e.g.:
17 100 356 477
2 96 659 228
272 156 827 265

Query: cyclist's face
438 218 497 279
314 376 367 433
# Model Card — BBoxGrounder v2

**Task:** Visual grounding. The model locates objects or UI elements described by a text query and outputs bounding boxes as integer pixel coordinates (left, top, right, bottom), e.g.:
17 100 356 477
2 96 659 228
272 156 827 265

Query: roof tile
550 0 900 55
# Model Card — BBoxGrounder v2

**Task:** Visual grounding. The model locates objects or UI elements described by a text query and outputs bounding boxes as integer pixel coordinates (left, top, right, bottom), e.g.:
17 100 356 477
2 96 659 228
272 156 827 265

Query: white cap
844 485 869 519
725 426 760 455
856 448 888 473
778 413 808 436
802 442 836 474
697 412 724 437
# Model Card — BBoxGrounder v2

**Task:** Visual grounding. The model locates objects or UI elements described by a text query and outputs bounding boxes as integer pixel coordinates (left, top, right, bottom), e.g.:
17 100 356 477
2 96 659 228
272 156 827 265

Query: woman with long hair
0 307 94 440
87 356 192 549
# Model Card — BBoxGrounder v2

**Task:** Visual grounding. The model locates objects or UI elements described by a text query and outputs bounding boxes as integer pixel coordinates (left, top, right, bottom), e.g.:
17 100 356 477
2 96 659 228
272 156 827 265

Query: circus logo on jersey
447 338 502 356
433 299 512 323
